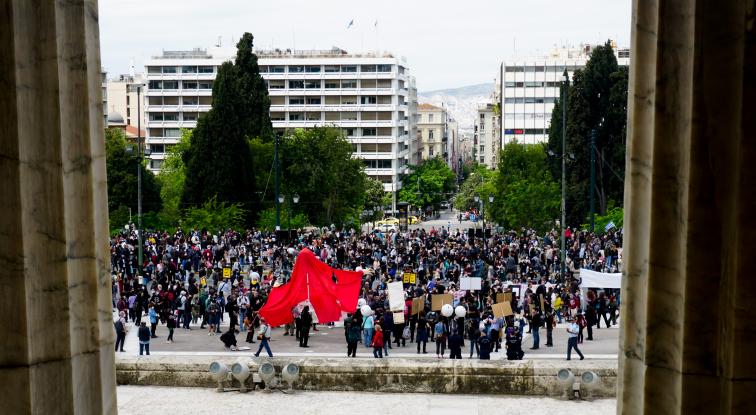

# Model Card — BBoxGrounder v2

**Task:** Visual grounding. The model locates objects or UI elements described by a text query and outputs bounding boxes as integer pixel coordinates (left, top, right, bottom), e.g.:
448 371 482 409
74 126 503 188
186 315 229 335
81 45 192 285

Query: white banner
460 277 482 291
388 281 405 312
579 268 622 289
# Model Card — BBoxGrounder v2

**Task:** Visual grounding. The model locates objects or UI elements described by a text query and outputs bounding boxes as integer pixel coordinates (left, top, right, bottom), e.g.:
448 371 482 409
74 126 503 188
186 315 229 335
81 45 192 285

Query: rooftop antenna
215 36 221 47
128 58 135 78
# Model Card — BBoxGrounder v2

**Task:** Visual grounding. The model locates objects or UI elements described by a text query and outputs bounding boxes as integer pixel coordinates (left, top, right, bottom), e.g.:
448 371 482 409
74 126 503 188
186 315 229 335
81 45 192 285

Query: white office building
144 47 414 196
475 103 499 168
497 44 630 145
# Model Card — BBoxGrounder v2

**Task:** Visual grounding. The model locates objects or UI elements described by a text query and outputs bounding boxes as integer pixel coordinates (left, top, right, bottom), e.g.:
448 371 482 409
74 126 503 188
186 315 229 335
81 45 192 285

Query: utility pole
589 128 596 233
136 86 143 275
561 72 568 281
274 134 281 231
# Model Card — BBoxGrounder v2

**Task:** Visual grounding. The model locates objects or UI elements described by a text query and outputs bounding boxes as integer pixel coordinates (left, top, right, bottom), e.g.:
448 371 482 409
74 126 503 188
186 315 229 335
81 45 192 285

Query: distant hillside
419 83 495 131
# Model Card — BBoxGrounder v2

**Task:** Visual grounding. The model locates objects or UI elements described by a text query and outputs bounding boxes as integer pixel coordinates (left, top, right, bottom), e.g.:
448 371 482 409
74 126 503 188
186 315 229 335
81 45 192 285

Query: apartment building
496 44 630 145
144 47 414 198
474 103 499 168
416 103 447 162
106 73 147 132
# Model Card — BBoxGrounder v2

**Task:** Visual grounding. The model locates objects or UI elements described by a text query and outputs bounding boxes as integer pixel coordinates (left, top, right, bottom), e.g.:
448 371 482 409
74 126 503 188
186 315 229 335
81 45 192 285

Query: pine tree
181 33 272 223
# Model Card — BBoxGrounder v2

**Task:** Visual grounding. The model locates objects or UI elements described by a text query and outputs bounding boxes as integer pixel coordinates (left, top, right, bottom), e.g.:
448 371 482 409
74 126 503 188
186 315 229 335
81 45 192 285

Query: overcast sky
100 0 631 92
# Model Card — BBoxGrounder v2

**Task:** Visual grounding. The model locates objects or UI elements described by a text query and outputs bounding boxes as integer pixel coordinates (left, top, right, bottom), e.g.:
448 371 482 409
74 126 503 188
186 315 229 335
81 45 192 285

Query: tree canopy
105 128 161 231
399 157 456 209
547 41 628 227
181 32 271 224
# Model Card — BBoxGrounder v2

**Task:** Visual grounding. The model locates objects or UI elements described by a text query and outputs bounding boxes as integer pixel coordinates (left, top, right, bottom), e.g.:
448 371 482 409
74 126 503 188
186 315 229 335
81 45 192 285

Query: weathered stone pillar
620 0 755 413
0 1 117 414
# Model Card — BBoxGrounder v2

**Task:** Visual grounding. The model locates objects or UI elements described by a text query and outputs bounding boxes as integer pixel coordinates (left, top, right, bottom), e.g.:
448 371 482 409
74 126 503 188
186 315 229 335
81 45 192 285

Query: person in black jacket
299 306 312 347
137 322 151 356
220 327 238 351
448 332 463 359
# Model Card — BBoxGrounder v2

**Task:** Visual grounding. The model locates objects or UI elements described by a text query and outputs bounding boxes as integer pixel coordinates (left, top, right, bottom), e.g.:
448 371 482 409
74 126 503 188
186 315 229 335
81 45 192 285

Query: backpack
402 326 411 340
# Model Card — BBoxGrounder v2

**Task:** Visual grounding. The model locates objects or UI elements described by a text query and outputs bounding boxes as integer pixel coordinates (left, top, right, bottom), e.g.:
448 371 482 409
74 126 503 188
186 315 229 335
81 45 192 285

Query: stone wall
116 356 617 397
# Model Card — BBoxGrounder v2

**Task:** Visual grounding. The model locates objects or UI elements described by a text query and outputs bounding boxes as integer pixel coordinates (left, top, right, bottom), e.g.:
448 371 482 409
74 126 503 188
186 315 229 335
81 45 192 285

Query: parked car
374 223 398 233
408 215 420 224
376 217 400 226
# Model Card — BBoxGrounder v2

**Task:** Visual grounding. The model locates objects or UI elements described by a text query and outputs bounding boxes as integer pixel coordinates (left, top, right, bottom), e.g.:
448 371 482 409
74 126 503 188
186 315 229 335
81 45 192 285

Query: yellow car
408 216 420 224
376 217 400 226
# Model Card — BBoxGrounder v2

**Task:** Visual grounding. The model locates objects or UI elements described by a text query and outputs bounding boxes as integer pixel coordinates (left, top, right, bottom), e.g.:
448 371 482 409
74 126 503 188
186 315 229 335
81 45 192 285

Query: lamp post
589 116 603 233
561 71 568 281
136 85 143 275
274 134 281 231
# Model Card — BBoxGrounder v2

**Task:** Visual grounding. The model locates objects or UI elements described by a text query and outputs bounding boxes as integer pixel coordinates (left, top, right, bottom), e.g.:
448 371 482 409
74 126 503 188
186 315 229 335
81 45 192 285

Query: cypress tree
181 33 272 223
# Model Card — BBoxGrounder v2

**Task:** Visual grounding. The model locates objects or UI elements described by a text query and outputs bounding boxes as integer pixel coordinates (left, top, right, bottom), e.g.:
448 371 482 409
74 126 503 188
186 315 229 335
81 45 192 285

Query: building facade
474 103 499 168
497 44 630 145
416 103 447 161
106 74 147 131
144 47 414 198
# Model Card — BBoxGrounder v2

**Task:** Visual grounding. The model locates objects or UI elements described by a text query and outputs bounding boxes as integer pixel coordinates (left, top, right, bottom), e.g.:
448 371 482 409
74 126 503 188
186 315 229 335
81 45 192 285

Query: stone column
0 1 117 414
619 0 755 414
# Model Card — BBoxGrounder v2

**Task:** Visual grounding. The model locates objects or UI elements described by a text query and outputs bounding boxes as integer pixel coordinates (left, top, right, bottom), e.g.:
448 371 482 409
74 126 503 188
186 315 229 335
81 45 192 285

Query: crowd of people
111 222 622 360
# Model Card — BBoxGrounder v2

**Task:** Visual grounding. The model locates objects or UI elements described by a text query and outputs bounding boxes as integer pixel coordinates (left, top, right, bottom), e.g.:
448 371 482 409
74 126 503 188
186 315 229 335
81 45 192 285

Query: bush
183 197 246 232
257 207 309 231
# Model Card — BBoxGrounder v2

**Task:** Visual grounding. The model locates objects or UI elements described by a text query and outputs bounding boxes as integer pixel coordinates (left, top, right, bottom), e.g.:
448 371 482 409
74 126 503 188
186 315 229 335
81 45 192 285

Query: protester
371 324 384 358
299 305 312 348
345 314 361 357
566 319 585 360
114 313 127 352
137 322 151 356
254 318 273 357
220 327 238 351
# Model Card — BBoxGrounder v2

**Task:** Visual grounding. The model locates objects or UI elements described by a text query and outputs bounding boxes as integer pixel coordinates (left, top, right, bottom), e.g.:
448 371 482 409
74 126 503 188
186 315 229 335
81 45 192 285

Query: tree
399 157 456 210
181 33 272 224
492 141 560 232
454 163 496 211
105 128 161 230
547 41 628 227
183 197 246 232
279 127 367 226
157 128 191 223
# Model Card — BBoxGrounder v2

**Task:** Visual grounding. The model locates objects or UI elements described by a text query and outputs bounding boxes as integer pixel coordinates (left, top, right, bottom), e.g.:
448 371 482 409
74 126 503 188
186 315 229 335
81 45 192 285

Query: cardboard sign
460 277 482 291
412 295 425 316
496 292 512 304
431 293 453 311
388 281 405 312
492 301 514 318
222 268 231 279
393 312 405 325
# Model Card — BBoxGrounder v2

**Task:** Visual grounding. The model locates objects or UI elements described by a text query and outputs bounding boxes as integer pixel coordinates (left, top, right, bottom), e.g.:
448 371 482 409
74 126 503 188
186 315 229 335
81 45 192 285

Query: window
198 66 214 73
269 66 285 73
344 128 355 136
149 144 165 154
305 65 321 73
288 65 304 73
361 65 376 72
149 113 163 121
325 81 339 89
289 80 304 89
163 113 179 121
363 128 376 136
289 97 304 105
377 64 392 72
341 80 357 89
363 159 392 169
183 112 198 121
305 80 320 89
163 81 178 89
148 80 161 89
149 159 164 170
147 66 161 74
198 81 212 89
182 81 197 89
258 65 269 73
288 112 303 121
164 128 181 137
162 66 177 74
270 112 285 121
505 66 524 72
341 96 357 105
340 112 358 121
429 146 434 156
182 96 198 105
306 112 320 120
341 65 357 72
181 66 197 74
268 80 285 89
306 97 321 105
324 65 340 73
361 96 377 105
429 130 434 140
428 114 434 123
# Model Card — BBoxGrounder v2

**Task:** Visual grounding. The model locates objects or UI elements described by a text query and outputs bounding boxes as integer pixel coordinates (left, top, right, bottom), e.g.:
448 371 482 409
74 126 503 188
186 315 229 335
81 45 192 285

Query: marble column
0 1 117 414
619 0 755 414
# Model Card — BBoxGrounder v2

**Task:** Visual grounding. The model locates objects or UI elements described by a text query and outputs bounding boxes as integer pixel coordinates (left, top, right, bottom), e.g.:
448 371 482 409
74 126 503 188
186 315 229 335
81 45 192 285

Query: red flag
258 249 363 326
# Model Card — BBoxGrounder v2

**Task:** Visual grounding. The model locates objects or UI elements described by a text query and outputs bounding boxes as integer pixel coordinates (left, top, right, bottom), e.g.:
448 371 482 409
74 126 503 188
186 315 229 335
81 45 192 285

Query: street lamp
561 71 568 282
287 193 299 234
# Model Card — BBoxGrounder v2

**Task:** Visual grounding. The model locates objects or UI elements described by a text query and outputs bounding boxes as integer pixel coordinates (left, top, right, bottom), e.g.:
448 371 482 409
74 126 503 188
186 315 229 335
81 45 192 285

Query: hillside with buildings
419 83 494 132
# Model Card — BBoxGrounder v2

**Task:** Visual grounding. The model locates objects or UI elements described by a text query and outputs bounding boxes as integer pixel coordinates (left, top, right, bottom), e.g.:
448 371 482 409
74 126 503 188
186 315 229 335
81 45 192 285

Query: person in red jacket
372 324 384 358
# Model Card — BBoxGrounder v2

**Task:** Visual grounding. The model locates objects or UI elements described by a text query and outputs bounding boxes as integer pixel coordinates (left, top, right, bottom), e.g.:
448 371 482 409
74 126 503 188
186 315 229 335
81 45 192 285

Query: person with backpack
434 318 447 358
448 331 463 359
166 313 176 343
345 314 361 357
206 294 219 336
576 310 587 343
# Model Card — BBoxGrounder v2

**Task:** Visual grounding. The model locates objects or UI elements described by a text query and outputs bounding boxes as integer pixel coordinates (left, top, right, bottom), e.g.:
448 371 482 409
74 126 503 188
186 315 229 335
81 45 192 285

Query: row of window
281 96 390 105
363 159 393 169
505 81 566 88
267 79 393 90
147 66 215 74
270 111 396 122
148 112 200 122
148 80 213 90
260 64 394 74
504 97 558 104
504 128 548 135
148 96 213 106
505 65 583 73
